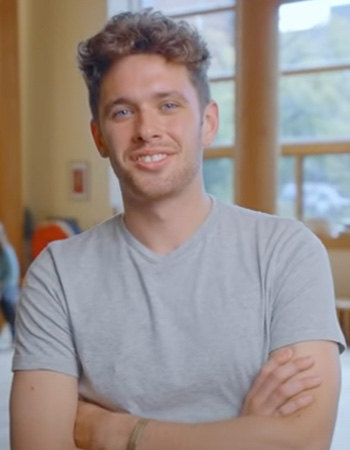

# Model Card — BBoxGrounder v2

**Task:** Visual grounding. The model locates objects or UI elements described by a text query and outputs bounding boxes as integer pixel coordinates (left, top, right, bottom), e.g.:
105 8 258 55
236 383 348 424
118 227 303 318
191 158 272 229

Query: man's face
91 53 218 203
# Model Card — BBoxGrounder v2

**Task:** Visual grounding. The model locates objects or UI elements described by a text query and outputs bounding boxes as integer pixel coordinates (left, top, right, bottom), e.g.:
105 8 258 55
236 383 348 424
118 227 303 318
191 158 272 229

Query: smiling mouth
135 153 168 163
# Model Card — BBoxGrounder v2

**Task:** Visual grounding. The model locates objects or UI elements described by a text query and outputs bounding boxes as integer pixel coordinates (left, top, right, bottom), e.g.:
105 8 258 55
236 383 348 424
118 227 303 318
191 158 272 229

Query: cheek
168 115 202 143
104 125 131 157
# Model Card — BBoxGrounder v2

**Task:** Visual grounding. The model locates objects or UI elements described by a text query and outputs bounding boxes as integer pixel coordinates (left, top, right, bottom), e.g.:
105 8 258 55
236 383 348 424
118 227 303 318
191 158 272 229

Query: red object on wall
73 168 84 193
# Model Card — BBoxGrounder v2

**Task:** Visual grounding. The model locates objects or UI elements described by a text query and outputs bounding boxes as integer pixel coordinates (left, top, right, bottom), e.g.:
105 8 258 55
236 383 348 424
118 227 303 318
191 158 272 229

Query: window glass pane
211 80 235 146
109 167 124 213
303 154 350 234
203 157 234 203
141 0 235 15
107 0 130 16
277 156 296 219
280 71 350 140
279 0 350 69
184 11 235 78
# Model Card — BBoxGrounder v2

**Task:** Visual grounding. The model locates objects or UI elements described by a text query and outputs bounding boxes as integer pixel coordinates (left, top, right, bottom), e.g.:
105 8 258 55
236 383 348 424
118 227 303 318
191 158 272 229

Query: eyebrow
103 98 131 117
103 90 189 116
153 91 189 103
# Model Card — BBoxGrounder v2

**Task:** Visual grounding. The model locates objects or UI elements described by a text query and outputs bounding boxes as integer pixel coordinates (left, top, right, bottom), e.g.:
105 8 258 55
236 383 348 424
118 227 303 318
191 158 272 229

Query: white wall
19 0 54 223
19 0 114 231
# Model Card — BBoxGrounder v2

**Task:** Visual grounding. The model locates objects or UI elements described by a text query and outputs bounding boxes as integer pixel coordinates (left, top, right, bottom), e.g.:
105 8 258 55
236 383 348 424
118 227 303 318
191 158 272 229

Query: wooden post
0 0 23 266
235 0 280 214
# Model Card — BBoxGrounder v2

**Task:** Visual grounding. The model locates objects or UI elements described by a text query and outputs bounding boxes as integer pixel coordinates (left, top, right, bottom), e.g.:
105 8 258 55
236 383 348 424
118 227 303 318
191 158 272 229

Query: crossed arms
10 339 341 450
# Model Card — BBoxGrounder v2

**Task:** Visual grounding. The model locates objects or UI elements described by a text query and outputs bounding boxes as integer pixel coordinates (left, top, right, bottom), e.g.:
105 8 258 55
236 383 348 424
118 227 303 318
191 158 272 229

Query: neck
122 186 212 255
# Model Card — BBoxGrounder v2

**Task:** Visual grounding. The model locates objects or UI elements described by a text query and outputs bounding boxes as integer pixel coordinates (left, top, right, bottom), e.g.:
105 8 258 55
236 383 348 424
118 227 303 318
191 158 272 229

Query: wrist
122 414 140 450
89 409 138 450
75 400 140 450
126 418 151 450
107 412 139 450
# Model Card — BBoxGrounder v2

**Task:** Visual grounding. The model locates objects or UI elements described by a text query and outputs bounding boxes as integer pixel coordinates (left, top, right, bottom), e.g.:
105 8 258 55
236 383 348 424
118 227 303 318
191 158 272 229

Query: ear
201 100 219 148
90 120 108 158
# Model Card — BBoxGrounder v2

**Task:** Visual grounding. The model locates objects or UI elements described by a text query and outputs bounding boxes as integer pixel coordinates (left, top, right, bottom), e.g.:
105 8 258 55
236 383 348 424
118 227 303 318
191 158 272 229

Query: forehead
99 54 199 104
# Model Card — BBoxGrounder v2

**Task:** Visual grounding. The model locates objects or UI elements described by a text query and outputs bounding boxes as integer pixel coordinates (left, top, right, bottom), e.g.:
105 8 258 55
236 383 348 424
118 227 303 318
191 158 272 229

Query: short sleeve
269 223 346 353
12 247 80 377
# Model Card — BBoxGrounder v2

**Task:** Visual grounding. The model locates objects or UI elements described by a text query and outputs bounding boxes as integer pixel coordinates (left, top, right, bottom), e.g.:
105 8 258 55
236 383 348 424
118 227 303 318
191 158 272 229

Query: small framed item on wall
69 160 90 201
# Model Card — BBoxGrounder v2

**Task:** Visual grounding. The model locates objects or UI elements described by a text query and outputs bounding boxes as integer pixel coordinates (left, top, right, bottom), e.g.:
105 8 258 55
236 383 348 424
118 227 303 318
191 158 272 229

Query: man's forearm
135 414 325 450
75 350 333 450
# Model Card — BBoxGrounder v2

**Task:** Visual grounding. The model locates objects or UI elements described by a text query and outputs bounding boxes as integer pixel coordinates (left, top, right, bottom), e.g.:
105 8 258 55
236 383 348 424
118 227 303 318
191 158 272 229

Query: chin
120 168 199 202
128 181 184 203
136 188 178 202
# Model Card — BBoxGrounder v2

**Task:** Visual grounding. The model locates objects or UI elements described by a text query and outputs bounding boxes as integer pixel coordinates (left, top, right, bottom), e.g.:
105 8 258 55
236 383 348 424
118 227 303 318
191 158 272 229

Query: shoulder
215 198 292 229
49 214 122 255
25 215 123 280
215 199 319 252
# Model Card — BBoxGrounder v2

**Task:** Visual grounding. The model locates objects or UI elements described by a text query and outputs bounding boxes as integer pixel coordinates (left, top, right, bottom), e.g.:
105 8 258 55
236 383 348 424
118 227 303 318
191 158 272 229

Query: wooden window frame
131 0 350 248
278 0 350 247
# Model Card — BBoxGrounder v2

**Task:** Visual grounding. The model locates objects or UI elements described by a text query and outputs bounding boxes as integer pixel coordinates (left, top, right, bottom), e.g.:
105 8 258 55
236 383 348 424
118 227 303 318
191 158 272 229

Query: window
203 157 234 203
278 0 350 236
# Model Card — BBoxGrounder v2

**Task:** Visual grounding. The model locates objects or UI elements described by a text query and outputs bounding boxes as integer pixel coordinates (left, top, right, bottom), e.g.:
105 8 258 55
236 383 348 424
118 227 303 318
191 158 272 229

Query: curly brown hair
77 10 211 120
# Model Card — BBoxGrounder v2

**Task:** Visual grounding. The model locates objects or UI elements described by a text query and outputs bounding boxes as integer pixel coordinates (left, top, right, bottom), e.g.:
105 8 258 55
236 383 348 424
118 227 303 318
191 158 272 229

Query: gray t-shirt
13 199 345 422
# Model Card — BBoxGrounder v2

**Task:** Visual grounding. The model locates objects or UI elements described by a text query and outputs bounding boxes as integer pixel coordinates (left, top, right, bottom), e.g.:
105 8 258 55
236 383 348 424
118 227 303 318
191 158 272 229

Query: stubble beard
111 152 203 203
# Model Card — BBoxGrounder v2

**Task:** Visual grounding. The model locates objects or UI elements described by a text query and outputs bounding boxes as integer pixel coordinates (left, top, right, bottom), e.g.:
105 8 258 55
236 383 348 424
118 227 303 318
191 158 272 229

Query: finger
251 356 315 407
276 375 322 401
273 347 294 364
265 375 322 414
249 348 294 395
278 393 314 416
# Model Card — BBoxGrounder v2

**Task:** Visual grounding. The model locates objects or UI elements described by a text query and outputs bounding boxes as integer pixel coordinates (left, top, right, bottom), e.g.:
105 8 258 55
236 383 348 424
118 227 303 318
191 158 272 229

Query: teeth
138 154 167 163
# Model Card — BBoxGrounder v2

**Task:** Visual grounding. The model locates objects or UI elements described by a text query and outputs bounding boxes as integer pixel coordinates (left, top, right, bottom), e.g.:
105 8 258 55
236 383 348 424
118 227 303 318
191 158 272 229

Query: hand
241 347 322 417
74 400 138 450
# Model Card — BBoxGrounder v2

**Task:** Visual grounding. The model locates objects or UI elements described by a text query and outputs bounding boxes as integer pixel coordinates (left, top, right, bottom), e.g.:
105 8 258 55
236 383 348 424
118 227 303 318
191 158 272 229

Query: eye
161 102 179 111
112 108 133 120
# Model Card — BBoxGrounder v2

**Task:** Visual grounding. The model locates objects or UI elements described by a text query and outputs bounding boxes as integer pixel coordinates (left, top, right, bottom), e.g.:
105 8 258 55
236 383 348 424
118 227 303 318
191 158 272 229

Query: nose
132 109 162 143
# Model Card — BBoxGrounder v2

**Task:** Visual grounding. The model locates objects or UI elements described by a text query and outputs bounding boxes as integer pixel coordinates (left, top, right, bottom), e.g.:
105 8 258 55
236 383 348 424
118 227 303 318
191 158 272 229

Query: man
10 10 345 450
0 222 20 343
